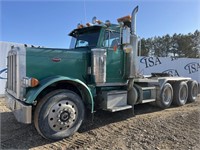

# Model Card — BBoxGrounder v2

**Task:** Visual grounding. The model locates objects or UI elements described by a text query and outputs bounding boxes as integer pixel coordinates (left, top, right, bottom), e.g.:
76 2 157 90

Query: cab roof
69 24 120 37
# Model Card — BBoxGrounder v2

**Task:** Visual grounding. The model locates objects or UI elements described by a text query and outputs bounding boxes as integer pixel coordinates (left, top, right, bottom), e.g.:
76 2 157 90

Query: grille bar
7 52 17 93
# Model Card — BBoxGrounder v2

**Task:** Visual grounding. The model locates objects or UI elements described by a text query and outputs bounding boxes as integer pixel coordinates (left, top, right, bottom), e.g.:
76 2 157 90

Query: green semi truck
5 6 198 140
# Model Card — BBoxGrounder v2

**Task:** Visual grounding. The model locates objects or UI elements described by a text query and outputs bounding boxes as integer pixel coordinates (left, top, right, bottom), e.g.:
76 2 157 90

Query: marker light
105 20 111 27
96 20 102 24
92 16 102 24
86 23 92 27
77 23 84 29
117 15 131 23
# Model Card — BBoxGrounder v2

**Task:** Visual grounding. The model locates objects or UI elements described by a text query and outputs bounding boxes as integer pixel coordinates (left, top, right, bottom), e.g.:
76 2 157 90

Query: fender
25 75 94 113
158 77 191 89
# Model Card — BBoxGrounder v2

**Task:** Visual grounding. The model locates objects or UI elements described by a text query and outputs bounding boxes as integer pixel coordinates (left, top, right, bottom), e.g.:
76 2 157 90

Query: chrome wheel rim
163 87 172 105
192 84 198 98
180 85 187 103
48 100 78 132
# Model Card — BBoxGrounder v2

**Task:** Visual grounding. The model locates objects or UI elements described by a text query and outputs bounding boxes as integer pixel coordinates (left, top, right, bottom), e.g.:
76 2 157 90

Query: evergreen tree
140 30 199 58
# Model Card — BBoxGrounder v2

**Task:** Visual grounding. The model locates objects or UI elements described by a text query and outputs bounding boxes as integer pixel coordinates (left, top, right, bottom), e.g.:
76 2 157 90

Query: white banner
138 56 200 82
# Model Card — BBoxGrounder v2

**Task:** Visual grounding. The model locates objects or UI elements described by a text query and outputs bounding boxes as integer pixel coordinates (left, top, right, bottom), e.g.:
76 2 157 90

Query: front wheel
34 89 85 140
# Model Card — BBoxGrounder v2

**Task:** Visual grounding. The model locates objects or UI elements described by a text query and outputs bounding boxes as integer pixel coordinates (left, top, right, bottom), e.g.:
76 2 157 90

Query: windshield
69 27 100 49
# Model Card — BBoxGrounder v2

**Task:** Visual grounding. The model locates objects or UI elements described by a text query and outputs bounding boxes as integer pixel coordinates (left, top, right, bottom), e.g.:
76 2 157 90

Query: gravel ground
0 96 200 150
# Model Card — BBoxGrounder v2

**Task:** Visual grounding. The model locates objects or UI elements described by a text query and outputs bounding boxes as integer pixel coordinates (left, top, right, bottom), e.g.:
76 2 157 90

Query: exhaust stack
131 6 138 35
126 6 139 78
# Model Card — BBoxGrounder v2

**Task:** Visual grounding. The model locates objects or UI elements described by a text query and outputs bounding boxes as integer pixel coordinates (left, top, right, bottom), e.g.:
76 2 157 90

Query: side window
76 40 89 47
69 37 76 49
103 31 120 48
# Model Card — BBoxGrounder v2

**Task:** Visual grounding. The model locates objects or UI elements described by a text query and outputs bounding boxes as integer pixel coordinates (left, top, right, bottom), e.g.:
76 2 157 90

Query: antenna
83 0 87 23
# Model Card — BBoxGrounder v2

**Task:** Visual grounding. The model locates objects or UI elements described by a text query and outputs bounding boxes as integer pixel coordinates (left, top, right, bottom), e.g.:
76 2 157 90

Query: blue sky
1 0 200 48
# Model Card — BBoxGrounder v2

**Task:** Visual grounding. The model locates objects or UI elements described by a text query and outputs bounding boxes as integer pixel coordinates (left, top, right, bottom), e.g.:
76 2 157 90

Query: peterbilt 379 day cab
5 6 198 140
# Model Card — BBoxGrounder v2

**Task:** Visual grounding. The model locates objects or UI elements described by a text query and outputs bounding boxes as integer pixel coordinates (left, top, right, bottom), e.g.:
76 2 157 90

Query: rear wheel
187 81 198 102
173 81 188 106
34 89 85 140
156 83 173 109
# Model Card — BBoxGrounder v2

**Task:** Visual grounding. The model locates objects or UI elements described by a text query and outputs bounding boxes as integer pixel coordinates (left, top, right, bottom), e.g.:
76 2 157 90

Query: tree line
140 30 200 58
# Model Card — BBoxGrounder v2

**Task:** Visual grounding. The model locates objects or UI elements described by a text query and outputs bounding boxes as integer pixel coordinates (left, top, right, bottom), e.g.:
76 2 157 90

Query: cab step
142 99 156 103
141 87 156 90
107 105 132 112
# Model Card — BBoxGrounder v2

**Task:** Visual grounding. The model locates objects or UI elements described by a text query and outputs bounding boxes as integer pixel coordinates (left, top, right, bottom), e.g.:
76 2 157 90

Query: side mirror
122 27 130 44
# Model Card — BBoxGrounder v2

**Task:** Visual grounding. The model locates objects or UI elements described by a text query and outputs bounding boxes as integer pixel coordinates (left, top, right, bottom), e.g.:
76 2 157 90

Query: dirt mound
1 97 200 150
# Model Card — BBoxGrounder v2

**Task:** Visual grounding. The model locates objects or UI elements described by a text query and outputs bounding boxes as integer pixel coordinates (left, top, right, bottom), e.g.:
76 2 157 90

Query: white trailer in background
0 41 40 97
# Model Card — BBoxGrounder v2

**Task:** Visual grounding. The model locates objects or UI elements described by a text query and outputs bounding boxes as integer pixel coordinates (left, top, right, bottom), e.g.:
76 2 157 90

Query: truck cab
69 23 127 84
5 6 198 140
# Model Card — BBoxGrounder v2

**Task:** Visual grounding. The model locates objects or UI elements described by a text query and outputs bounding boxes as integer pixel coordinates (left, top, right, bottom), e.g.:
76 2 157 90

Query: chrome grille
7 51 17 94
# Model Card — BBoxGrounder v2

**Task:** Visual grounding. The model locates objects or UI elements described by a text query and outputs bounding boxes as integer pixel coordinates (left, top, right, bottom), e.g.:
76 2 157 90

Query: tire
34 89 85 140
187 80 198 102
156 83 173 109
173 81 188 106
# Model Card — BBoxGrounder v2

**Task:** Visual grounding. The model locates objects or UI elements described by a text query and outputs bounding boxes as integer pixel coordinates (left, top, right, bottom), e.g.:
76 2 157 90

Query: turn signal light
31 78 39 87
117 15 131 23
23 77 39 87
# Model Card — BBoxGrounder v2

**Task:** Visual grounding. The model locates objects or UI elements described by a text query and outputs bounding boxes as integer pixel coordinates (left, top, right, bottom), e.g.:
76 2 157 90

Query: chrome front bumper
5 92 32 124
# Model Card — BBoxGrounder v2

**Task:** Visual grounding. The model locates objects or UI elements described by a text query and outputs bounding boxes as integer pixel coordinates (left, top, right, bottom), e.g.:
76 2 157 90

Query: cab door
103 30 126 83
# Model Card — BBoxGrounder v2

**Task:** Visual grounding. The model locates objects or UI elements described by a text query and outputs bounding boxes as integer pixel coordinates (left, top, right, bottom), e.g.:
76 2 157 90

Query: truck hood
25 47 91 82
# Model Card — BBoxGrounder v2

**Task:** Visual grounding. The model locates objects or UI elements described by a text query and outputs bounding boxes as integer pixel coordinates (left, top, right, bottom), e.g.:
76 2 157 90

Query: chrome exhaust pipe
131 6 139 78
128 6 139 78
131 6 138 35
